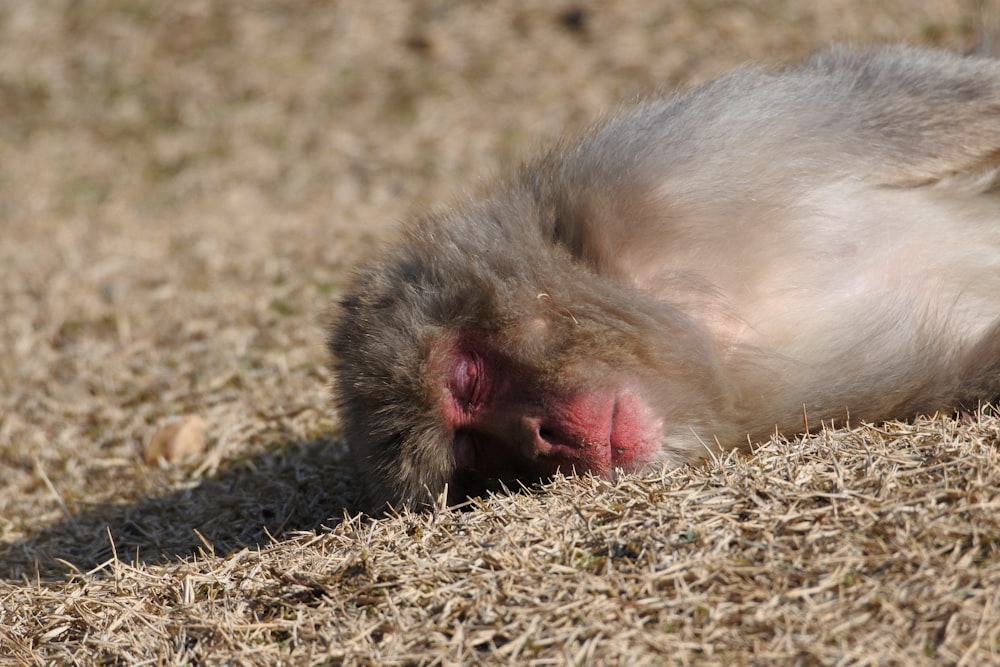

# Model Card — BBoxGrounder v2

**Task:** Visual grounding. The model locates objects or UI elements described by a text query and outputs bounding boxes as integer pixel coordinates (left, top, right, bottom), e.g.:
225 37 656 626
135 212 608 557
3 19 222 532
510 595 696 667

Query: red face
432 333 663 497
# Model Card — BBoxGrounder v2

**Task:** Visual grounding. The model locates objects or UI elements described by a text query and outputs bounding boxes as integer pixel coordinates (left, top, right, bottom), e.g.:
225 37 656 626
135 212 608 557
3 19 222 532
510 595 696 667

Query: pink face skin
433 334 662 492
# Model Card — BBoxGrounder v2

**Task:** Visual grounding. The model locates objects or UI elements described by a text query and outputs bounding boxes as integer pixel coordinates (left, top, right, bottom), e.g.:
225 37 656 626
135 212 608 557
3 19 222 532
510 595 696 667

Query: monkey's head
329 187 730 510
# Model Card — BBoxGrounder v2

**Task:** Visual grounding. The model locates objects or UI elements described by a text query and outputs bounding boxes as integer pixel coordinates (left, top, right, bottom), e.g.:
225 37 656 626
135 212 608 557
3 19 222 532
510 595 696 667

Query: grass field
2 2 999 664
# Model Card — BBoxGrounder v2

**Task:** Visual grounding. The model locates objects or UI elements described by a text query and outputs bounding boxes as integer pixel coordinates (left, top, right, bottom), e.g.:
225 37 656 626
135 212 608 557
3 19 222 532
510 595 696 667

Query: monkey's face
336 333 670 509
330 203 729 510
426 327 666 503
331 272 722 509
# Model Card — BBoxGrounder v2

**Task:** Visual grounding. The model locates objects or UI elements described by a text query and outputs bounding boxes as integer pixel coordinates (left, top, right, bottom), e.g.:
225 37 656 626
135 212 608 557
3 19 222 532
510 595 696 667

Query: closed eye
450 351 483 407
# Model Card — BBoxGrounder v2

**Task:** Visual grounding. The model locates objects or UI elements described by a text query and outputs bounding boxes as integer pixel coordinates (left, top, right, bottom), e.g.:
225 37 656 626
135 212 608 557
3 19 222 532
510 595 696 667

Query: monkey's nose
534 425 565 455
529 420 586 458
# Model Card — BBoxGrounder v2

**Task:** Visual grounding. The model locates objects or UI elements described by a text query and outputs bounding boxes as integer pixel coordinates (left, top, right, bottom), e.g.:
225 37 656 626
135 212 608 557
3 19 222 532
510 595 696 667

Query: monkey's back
541 44 1000 434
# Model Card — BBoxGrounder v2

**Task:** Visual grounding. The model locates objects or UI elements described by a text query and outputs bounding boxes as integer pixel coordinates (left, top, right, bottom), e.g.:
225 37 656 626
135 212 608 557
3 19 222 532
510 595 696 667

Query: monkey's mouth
449 429 590 501
448 390 660 502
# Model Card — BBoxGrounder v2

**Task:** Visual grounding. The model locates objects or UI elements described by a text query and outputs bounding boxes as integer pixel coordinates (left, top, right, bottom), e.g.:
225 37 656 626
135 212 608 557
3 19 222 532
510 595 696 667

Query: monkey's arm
801 45 1000 187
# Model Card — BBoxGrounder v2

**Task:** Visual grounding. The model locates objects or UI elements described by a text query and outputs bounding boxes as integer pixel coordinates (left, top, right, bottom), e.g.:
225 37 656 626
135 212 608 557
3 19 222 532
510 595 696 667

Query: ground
1 1 999 664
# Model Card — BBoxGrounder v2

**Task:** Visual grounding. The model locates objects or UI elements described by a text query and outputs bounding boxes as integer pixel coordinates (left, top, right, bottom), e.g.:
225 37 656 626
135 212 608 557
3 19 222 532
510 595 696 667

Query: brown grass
1 1 999 664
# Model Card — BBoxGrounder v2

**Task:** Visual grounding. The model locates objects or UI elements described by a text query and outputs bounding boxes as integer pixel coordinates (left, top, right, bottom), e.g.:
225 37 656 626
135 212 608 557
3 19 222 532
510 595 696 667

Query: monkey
329 45 1000 510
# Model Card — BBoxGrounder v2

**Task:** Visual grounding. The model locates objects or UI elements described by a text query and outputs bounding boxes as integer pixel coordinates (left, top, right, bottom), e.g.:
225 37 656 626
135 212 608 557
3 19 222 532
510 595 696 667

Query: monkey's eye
450 352 483 408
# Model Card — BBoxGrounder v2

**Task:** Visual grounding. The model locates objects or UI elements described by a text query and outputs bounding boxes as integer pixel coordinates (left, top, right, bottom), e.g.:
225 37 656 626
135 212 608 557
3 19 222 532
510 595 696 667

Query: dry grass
1 1 999 664
4 419 1000 665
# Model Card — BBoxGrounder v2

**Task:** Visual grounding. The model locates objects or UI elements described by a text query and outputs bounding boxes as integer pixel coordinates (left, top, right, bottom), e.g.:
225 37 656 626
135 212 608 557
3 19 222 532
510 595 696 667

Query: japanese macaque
329 45 1000 509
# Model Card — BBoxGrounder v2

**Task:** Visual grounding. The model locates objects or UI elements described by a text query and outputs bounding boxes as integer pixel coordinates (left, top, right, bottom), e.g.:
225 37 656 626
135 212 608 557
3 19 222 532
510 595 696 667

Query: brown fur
330 45 1000 510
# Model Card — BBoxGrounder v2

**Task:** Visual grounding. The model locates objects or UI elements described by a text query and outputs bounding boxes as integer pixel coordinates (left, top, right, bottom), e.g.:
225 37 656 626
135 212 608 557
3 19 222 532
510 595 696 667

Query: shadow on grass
0 436 362 581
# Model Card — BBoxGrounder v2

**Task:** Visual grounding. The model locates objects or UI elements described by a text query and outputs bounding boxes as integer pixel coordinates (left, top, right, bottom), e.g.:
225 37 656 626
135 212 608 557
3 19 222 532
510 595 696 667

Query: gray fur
330 45 1000 510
